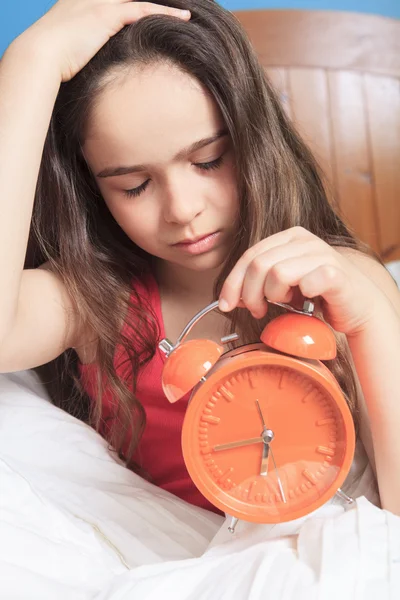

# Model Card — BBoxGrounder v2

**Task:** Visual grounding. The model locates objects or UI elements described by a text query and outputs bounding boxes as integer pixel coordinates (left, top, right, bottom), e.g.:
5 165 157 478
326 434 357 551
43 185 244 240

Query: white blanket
0 370 399 599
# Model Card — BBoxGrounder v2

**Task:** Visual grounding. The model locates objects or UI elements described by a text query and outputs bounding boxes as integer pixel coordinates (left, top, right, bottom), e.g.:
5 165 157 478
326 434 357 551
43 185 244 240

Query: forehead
83 62 224 167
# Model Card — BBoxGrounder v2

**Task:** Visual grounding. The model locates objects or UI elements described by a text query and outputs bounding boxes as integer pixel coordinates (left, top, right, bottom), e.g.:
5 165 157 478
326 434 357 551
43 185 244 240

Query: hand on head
16 0 190 82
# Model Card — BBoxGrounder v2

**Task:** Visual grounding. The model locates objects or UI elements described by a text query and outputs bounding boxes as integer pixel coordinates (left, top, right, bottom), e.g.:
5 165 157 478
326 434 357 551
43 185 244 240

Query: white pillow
386 260 400 287
0 370 222 599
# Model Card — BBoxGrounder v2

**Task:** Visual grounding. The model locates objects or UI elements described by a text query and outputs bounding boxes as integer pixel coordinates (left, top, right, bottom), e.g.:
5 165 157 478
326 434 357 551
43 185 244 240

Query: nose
163 176 205 225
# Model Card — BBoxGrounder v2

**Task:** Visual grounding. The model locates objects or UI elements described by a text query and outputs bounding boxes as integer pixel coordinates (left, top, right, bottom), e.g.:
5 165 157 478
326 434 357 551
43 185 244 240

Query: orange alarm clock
159 299 355 532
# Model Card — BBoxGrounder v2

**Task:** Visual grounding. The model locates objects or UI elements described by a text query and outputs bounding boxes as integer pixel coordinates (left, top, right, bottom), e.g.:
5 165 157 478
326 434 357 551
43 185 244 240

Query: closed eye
123 155 224 198
194 155 224 171
124 179 150 198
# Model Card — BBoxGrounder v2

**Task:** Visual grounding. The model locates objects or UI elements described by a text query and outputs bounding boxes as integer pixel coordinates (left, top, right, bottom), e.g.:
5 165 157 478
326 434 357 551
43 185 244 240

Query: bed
1 368 399 599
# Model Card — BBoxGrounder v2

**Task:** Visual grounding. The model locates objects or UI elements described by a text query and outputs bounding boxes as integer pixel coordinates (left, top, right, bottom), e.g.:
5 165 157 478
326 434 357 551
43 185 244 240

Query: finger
118 1 191 25
240 248 304 317
237 297 274 312
290 286 307 310
239 251 269 318
219 227 311 311
298 264 347 306
262 255 332 303
262 268 295 307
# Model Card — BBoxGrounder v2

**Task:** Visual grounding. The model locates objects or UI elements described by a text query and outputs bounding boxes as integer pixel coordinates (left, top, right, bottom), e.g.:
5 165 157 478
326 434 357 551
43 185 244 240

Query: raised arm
0 0 190 372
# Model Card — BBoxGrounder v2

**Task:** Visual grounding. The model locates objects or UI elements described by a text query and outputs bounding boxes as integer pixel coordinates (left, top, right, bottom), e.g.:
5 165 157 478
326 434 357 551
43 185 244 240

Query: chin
180 251 229 273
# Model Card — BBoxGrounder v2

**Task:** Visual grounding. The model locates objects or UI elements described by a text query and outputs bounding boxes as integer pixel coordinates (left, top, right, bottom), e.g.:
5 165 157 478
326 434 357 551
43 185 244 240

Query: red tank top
79 273 221 515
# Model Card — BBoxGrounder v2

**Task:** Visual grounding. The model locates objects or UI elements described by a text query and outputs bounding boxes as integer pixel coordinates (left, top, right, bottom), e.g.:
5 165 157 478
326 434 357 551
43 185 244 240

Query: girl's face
83 62 239 273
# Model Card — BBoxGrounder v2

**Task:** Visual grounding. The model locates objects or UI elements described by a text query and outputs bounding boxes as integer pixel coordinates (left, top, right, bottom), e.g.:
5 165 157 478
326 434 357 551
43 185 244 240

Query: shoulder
336 247 400 316
38 261 98 364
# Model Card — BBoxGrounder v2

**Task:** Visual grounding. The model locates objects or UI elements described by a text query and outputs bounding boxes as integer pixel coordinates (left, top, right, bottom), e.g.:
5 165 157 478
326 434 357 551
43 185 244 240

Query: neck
154 260 220 306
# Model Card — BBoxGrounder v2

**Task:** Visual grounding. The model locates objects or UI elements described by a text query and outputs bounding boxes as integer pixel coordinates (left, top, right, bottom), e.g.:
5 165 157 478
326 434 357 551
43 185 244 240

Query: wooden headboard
234 9 400 262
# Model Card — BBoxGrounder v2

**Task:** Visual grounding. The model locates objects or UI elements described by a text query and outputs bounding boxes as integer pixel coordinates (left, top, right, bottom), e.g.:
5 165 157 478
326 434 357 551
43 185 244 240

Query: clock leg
336 488 355 505
227 516 239 534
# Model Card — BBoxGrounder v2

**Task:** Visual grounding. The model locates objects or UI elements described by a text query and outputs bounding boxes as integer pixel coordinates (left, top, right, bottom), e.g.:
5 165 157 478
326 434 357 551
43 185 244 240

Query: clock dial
182 351 355 523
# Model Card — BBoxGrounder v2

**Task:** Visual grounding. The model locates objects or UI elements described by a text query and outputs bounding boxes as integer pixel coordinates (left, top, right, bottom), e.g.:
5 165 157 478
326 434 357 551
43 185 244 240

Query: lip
172 231 221 255
174 232 216 245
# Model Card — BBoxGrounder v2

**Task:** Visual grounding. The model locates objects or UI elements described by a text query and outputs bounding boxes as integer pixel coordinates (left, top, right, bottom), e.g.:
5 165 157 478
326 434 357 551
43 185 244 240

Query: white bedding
0 370 399 599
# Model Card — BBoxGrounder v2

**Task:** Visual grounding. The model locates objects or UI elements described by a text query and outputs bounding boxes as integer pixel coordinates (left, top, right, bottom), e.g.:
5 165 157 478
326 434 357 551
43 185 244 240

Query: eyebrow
96 129 228 178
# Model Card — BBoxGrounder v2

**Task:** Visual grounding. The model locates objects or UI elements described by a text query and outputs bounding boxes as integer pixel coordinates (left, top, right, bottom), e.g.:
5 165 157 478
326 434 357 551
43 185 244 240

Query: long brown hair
32 0 373 467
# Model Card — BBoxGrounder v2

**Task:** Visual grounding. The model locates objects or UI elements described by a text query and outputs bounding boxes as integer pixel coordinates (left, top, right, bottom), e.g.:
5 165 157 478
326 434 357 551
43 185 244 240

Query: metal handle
159 297 315 356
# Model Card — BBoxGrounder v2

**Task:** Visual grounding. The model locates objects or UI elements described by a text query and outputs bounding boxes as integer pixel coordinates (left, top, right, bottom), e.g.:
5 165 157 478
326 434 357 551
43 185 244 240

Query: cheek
216 172 239 216
105 197 159 245
214 158 238 211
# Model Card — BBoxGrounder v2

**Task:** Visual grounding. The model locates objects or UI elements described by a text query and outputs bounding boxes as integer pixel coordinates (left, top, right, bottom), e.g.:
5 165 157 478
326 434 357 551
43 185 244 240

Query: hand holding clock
218 226 388 337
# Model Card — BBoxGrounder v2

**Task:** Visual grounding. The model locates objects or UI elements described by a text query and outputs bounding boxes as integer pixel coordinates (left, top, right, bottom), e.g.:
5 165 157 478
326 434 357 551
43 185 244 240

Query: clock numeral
217 467 234 483
238 480 258 501
302 469 318 485
247 480 257 501
219 385 234 401
199 440 210 448
301 389 320 403
278 370 286 389
316 445 335 457
316 418 336 426
247 370 256 389
201 415 221 425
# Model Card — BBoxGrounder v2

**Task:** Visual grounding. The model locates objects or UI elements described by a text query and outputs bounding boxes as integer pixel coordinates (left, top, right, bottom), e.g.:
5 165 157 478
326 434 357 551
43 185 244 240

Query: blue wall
220 0 400 14
1 1 399 57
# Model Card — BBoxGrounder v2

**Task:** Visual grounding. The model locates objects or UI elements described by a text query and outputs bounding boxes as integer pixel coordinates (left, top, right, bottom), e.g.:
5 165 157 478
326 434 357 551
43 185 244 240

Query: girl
0 0 399 519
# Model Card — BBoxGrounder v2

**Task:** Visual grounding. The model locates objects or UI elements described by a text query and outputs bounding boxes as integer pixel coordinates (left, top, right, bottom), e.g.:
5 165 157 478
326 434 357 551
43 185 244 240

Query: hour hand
213 437 263 451
260 441 269 476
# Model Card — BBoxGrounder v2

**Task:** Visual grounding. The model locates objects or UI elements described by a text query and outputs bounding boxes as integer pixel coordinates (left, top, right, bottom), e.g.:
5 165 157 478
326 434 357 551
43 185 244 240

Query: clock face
182 351 355 523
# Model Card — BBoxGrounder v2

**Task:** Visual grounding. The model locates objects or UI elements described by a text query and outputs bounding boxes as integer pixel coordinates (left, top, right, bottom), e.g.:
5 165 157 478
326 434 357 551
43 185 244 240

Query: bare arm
0 44 79 371
345 253 400 515
0 44 62 348
0 268 82 373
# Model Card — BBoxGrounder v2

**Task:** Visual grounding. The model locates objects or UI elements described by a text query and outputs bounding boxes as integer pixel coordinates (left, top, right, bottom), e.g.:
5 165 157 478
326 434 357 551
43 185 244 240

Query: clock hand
256 399 275 477
260 440 270 476
255 399 274 443
213 437 264 451
255 399 267 429
270 446 287 503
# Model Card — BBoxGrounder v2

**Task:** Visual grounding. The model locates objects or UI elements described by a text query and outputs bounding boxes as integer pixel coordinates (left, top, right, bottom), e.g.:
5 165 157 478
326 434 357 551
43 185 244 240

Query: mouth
173 232 218 246
172 231 222 255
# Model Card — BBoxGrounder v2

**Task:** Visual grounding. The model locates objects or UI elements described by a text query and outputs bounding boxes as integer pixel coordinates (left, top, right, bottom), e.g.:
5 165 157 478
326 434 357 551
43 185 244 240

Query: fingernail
219 299 230 312
180 10 191 17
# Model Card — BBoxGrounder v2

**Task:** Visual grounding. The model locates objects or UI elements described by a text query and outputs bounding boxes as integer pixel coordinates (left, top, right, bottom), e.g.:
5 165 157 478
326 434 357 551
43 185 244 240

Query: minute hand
213 437 264 451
